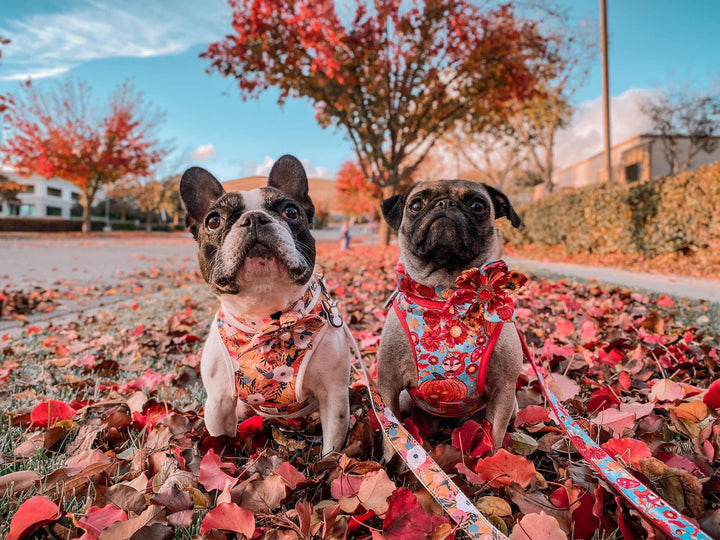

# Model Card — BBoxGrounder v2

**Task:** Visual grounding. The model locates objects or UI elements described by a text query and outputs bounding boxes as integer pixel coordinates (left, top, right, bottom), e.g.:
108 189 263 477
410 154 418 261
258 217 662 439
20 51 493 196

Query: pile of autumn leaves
2 245 720 539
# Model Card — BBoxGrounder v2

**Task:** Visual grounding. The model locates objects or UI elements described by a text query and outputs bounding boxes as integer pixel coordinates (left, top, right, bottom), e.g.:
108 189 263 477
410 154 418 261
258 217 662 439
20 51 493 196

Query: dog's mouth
212 237 311 294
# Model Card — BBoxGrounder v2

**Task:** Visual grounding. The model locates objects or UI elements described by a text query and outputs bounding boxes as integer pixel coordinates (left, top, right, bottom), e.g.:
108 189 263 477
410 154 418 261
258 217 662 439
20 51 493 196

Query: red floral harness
393 261 527 417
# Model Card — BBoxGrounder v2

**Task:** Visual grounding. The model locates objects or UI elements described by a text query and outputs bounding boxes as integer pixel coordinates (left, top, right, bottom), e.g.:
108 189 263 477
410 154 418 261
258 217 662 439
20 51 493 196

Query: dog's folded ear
484 184 521 228
381 194 404 230
268 155 315 222
180 167 226 236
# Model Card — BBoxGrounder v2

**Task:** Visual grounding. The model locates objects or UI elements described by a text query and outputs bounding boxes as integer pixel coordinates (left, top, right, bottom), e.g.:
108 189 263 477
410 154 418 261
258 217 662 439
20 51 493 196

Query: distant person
340 223 351 250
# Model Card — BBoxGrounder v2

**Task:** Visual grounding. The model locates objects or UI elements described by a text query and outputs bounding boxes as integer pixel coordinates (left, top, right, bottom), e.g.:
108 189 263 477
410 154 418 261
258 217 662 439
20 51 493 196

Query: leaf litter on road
0 244 719 539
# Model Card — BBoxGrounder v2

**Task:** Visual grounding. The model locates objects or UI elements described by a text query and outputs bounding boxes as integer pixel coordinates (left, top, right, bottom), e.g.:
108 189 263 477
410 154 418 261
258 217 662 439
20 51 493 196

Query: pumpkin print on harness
393 261 526 417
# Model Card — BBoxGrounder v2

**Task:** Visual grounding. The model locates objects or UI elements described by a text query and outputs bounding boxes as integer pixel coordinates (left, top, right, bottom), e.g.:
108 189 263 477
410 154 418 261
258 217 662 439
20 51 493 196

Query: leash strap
346 327 507 540
519 332 711 540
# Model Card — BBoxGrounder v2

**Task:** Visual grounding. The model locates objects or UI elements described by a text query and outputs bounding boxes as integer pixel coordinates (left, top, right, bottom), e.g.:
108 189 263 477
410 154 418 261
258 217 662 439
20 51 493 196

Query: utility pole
600 0 612 182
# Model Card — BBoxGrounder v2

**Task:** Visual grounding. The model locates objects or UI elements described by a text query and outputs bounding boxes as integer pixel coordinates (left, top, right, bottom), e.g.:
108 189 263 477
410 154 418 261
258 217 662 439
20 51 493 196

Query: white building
552 134 720 189
0 172 82 219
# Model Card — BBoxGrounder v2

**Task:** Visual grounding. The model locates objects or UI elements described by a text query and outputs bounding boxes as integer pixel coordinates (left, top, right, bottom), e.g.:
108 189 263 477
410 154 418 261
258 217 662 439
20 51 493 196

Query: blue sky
1 1 718 180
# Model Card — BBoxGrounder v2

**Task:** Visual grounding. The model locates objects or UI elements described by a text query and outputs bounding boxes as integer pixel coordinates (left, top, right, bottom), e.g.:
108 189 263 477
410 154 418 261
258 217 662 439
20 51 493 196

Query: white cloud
254 155 334 179
190 143 216 162
554 88 658 169
0 0 230 80
300 158 333 179
254 155 275 176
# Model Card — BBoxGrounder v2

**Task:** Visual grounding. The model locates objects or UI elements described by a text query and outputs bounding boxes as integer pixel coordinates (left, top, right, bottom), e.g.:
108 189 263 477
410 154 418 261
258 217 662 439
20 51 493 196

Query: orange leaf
670 400 709 422
200 502 255 537
7 496 61 540
474 449 537 488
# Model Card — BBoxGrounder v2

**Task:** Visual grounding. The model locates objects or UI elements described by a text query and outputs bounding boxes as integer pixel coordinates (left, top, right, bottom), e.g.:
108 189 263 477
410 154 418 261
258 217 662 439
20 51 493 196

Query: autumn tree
505 17 595 194
0 79 168 232
334 160 382 218
111 174 180 231
0 172 22 206
203 1 558 242
641 83 720 175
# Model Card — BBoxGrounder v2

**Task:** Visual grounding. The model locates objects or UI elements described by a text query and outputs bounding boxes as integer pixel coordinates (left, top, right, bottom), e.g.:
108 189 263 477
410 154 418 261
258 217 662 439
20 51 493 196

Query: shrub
504 163 720 257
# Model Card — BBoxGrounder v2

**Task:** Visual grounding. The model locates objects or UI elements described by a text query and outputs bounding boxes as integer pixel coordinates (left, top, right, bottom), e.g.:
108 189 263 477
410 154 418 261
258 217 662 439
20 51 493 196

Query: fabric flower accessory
447 261 527 328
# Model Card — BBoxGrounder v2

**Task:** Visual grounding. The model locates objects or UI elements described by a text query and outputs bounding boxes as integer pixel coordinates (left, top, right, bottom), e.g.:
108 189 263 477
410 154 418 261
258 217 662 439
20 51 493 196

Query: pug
376 179 526 454
180 155 351 457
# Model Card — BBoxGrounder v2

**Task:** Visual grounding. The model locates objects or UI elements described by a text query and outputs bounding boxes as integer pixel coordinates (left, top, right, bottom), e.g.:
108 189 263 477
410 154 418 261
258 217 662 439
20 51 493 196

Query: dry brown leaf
638 457 706 518
231 473 288 513
0 470 40 497
98 505 165 540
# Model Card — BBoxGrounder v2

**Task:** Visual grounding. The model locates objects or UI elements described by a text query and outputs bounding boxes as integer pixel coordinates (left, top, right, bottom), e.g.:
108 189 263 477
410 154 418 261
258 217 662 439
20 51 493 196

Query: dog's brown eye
283 206 300 220
470 201 486 213
206 214 222 230
409 200 424 212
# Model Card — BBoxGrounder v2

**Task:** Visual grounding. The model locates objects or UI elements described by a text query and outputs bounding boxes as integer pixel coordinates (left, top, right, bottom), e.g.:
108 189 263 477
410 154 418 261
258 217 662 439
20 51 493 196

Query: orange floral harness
216 276 341 417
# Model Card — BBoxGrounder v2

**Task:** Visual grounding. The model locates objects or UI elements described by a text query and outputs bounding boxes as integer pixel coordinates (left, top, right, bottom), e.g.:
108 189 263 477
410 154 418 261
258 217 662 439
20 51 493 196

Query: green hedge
0 217 105 232
504 163 720 257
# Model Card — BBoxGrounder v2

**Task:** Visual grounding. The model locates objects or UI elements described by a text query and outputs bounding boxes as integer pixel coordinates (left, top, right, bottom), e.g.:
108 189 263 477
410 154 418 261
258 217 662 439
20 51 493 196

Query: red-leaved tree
203 1 558 242
334 160 382 218
0 79 168 232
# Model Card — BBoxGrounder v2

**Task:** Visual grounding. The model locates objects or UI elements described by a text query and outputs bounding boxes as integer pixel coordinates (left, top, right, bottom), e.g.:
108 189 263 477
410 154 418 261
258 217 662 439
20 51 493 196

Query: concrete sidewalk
506 257 720 304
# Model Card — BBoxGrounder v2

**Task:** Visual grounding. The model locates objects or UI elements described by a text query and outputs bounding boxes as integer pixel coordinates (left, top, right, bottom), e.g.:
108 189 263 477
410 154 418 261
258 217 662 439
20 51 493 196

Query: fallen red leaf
703 379 720 409
274 461 306 490
378 487 451 540
29 400 76 428
75 504 128 539
199 448 238 491
601 438 652 466
514 405 550 428
451 419 493 457
7 496 61 540
200 502 255 537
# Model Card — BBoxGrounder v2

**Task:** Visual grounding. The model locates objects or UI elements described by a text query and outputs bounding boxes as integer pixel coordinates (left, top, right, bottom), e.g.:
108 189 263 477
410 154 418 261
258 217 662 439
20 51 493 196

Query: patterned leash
345 327 508 539
518 332 712 540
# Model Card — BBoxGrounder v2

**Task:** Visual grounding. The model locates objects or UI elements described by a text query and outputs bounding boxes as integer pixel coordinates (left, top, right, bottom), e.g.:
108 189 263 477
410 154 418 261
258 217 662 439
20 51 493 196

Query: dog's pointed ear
381 194 404 230
484 184 521 228
268 155 315 221
180 167 225 236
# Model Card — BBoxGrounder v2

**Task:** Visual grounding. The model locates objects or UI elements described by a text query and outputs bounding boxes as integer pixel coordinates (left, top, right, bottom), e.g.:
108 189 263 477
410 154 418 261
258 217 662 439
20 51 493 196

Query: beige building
222 175 338 214
552 134 720 189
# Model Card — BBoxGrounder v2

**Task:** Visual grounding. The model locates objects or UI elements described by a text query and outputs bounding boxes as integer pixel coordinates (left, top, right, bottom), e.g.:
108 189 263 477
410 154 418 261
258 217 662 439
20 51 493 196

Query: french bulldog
180 155 351 457
376 179 525 455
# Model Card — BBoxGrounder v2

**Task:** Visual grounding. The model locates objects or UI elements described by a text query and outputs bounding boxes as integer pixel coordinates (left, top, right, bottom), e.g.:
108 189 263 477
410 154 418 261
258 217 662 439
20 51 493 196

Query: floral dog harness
216 275 342 417
393 260 527 417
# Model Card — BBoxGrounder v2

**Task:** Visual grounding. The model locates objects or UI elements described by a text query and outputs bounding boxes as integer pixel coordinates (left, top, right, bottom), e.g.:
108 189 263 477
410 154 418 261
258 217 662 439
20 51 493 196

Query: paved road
507 257 720 304
1 233 198 289
2 231 718 302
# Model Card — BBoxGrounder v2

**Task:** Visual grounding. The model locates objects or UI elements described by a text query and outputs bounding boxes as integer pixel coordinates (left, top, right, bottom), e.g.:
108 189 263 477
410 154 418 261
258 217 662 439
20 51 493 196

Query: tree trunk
145 210 153 232
82 196 93 234
377 185 396 246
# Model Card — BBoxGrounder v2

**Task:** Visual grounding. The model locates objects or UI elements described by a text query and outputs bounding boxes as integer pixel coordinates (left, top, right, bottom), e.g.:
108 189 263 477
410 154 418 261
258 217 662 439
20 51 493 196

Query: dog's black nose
239 211 271 227
434 199 457 210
